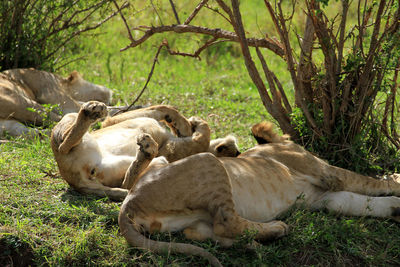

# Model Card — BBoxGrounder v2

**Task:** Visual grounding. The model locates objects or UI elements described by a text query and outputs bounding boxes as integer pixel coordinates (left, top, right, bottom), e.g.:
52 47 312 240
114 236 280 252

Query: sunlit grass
1 1 400 266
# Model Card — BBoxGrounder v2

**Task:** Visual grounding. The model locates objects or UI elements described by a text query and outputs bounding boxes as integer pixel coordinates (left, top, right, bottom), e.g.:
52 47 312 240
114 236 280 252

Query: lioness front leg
57 101 107 154
121 133 159 189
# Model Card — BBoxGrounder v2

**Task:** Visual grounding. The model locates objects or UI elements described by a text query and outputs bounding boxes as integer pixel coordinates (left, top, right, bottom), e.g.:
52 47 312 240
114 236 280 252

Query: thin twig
184 0 208 25
54 55 88 72
40 0 108 42
150 0 164 26
44 2 128 61
230 0 300 139
163 37 220 59
169 0 181 24
113 41 168 116
337 0 349 74
120 24 285 57
113 1 133 42
206 2 232 24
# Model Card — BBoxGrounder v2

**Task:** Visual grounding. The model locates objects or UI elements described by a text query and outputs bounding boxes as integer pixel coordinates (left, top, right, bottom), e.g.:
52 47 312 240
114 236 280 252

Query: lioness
51 101 239 200
118 122 400 266
0 68 112 137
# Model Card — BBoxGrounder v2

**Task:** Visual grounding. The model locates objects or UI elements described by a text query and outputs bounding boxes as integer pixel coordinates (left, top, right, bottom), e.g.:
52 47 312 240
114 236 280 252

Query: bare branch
296 13 315 105
41 0 109 42
230 0 300 138
113 41 168 116
306 0 338 134
163 37 223 60
120 24 285 57
264 1 298 94
44 2 128 61
337 0 349 74
215 0 234 19
150 0 164 26
264 0 321 134
113 1 133 42
256 47 291 114
355 1 373 57
381 61 400 149
169 0 181 24
205 3 232 24
184 0 208 25
352 1 387 129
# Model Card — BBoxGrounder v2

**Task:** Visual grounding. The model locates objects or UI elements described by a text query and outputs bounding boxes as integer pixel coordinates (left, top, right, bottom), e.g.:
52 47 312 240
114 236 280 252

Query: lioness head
50 106 128 194
63 71 112 105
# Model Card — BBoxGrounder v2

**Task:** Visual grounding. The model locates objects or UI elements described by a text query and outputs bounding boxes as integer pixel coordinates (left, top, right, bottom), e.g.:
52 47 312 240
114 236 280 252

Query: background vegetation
0 0 126 71
1 0 400 266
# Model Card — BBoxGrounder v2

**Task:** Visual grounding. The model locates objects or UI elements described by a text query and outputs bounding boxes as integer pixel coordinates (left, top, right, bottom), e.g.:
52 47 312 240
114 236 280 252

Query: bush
0 0 121 71
116 1 400 174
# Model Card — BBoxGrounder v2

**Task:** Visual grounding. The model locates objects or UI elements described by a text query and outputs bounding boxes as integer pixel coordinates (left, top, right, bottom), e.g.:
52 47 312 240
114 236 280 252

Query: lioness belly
222 157 317 222
94 128 140 155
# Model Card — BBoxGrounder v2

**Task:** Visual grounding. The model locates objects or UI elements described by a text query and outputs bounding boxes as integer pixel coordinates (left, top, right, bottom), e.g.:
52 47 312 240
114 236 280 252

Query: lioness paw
188 116 206 130
267 220 290 238
81 101 107 120
137 133 158 158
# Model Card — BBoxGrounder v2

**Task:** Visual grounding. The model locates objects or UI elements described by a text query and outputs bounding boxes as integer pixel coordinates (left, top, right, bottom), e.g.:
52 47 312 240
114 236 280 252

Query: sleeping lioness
0 68 112 137
50 101 240 200
118 122 400 266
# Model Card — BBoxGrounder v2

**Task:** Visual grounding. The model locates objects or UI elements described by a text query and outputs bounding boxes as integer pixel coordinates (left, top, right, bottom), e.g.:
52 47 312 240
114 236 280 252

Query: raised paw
81 101 108 121
137 133 158 158
188 116 207 130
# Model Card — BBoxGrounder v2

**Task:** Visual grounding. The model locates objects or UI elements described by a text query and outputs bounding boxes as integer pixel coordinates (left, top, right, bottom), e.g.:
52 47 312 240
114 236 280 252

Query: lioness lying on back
118 121 400 266
0 68 112 137
51 101 240 200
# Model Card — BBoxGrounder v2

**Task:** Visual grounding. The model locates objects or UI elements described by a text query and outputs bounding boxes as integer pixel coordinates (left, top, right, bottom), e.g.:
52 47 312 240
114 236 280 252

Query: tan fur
51 101 212 200
251 121 290 144
207 135 240 157
119 122 400 266
0 68 112 137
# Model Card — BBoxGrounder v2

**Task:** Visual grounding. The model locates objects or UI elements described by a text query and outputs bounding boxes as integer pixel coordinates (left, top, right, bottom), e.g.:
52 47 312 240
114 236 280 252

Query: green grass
1 140 399 266
1 1 400 266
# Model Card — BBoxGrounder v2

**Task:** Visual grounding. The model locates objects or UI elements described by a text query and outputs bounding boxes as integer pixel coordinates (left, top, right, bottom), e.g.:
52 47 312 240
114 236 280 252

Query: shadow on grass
59 188 120 228
0 235 35 267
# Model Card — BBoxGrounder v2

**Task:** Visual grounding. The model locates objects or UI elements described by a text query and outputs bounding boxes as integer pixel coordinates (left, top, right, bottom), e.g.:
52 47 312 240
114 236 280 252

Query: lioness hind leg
323 166 400 197
205 182 289 241
184 221 235 247
212 206 289 241
312 191 400 221
176 153 290 241
184 221 262 249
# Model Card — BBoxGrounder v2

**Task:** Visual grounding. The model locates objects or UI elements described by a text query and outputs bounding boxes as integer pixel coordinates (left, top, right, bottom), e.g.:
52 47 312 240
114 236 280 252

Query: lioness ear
67 71 81 83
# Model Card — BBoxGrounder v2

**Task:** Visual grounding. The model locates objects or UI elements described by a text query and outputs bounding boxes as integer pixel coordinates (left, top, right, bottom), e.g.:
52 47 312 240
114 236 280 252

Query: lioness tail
251 121 290 144
118 207 222 267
